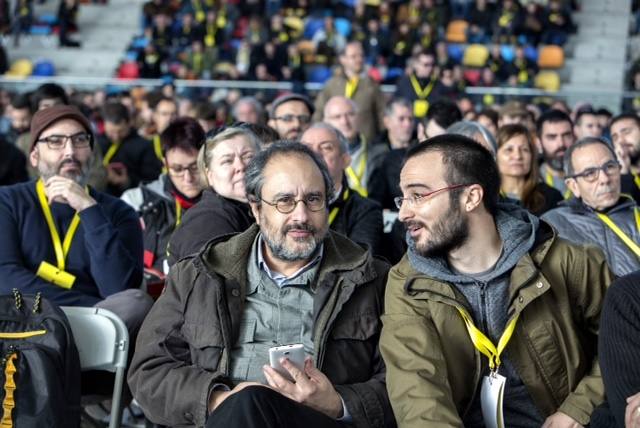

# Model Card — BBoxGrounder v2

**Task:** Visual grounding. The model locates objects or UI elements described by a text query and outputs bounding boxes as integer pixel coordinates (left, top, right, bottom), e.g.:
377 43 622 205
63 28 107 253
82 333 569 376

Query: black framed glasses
394 184 470 209
37 132 92 150
167 163 199 177
567 160 621 183
273 114 311 124
259 194 326 214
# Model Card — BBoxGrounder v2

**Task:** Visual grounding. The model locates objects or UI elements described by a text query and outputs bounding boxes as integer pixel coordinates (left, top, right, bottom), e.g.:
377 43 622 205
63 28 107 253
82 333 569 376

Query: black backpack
0 289 81 427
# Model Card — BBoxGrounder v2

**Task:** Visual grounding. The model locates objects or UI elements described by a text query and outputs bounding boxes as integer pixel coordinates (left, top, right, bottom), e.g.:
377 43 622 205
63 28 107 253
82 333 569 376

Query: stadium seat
524 45 539 62
463 44 489 67
32 60 56 76
385 67 404 81
447 44 464 64
308 66 332 83
303 18 324 39
534 70 561 91
334 18 351 38
446 20 468 43
500 45 515 63
297 40 316 55
5 59 33 77
117 62 139 79
30 25 52 35
463 69 481 86
537 45 564 69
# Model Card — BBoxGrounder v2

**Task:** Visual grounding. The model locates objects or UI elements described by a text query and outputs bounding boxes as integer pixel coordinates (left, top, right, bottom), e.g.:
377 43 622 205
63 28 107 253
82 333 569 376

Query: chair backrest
446 20 468 43
463 44 490 67
534 70 561 92
61 307 128 372
538 45 565 69
62 307 129 428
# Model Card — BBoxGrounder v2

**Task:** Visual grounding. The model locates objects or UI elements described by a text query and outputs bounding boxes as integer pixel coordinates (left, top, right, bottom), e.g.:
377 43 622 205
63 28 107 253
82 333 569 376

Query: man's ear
249 200 261 224
29 147 39 168
565 177 581 199
463 184 484 212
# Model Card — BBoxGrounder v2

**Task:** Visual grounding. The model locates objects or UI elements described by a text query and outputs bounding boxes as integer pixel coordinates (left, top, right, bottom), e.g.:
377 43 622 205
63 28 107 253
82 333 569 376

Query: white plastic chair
61 306 129 428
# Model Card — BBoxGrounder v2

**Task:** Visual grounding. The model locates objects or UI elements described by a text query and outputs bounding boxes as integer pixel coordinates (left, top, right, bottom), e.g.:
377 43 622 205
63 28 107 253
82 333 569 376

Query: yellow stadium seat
463 44 490 67
534 71 561 92
5 59 33 77
537 45 564 69
446 20 468 43
297 40 316 55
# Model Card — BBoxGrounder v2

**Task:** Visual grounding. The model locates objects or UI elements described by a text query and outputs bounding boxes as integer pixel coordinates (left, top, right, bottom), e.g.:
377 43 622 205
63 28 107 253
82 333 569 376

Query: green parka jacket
380 223 614 427
128 224 395 428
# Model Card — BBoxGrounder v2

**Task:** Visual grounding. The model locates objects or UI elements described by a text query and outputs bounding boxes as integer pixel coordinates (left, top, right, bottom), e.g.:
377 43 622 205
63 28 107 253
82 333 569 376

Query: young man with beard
0 105 152 332
610 112 640 203
542 138 640 277
380 134 613 427
128 142 395 428
537 109 576 199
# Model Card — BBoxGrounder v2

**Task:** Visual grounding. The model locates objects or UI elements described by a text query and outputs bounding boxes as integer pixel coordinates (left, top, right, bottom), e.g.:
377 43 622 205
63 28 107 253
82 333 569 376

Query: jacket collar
193 223 378 290
561 195 636 215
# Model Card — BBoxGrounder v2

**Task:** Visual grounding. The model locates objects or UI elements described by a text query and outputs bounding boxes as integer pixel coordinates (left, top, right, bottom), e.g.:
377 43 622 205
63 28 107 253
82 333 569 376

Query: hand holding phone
268 344 306 382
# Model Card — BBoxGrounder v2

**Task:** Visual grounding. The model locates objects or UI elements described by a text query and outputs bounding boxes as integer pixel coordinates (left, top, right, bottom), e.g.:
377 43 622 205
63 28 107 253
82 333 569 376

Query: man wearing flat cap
268 93 314 140
0 104 152 334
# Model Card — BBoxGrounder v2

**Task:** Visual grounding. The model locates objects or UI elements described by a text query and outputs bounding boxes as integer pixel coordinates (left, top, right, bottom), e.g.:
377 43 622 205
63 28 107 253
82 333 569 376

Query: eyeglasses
567 160 621 183
273 114 312 124
258 194 326 214
394 184 470 209
37 132 92 150
168 163 199 177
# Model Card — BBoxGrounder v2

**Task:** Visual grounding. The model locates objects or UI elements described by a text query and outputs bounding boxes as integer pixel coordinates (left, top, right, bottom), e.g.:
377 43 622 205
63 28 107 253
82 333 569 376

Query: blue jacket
0 180 143 306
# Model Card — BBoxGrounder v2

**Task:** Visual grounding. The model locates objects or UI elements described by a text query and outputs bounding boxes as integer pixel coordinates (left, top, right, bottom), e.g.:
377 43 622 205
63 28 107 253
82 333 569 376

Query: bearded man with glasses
542 137 640 276
0 104 153 365
381 134 612 428
129 141 395 428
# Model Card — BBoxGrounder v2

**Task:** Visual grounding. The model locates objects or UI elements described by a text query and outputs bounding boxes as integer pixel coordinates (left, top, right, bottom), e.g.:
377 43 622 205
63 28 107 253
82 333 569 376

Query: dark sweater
0 180 144 306
368 147 407 211
594 271 640 428
167 188 254 266
0 139 28 186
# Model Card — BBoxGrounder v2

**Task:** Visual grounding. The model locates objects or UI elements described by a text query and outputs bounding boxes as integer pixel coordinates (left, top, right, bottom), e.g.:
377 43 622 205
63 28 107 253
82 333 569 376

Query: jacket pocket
525 320 569 406
181 322 224 372
229 319 257 382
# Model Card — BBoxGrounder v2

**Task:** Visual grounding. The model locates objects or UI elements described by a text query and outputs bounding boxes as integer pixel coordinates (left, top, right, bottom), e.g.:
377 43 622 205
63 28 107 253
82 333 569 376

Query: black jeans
206 386 347 428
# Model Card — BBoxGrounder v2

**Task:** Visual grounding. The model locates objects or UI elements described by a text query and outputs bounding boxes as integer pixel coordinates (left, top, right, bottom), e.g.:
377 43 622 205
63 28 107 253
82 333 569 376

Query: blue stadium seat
39 13 58 25
131 37 149 50
304 18 324 39
447 44 464 64
32 60 56 77
308 66 332 83
385 67 404 81
500 45 515 62
30 25 52 36
334 18 351 38
524 45 538 63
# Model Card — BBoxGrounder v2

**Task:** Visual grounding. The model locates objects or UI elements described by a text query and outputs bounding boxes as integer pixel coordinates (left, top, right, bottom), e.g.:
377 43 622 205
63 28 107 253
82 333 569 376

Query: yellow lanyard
102 141 121 166
328 187 350 225
175 199 182 227
457 308 520 372
345 137 368 197
153 135 167 173
409 75 436 100
205 24 217 47
634 173 640 191
192 0 205 22
545 171 572 199
596 208 640 258
345 77 359 99
35 180 82 272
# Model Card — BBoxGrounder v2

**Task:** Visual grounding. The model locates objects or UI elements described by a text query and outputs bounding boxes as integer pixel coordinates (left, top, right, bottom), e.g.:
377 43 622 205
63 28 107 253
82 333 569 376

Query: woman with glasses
121 117 205 290
496 124 563 216
167 126 261 266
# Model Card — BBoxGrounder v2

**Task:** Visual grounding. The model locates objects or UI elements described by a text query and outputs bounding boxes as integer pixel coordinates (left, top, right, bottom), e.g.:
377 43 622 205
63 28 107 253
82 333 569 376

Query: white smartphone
268 344 306 382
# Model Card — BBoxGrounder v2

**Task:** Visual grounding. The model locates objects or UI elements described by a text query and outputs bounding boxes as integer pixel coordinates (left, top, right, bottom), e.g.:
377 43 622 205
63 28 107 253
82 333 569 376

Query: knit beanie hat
29 105 94 150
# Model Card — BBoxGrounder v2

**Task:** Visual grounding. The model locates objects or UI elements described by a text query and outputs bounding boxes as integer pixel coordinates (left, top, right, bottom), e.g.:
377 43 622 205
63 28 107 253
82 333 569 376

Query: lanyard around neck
634 172 640 191
457 307 519 372
102 141 121 166
175 199 182 226
410 75 436 99
345 136 368 197
596 207 640 258
35 179 82 272
328 187 350 225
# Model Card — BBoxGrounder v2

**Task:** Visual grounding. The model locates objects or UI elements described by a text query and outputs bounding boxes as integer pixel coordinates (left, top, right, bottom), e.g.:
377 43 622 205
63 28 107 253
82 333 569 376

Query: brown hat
29 104 94 151
269 93 314 118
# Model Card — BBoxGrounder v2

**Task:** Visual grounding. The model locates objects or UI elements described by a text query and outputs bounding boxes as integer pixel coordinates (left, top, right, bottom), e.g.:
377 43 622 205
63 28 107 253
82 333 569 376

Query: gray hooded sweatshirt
407 203 544 428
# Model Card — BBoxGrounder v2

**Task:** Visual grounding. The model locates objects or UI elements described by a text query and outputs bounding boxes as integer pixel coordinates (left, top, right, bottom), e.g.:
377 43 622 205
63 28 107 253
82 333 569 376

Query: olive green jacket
380 225 614 427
